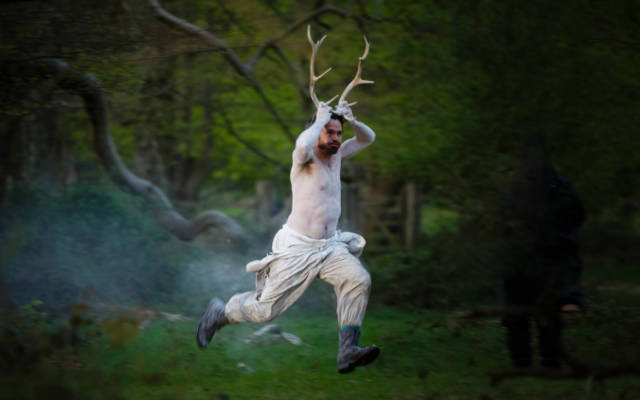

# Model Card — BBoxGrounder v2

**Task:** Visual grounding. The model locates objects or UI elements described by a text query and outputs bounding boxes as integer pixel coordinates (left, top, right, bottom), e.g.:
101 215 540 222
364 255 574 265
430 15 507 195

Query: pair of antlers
307 25 373 110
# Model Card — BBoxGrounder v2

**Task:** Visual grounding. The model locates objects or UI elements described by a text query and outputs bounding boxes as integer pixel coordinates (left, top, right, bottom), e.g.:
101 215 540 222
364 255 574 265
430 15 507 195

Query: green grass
3 304 639 400
583 263 640 285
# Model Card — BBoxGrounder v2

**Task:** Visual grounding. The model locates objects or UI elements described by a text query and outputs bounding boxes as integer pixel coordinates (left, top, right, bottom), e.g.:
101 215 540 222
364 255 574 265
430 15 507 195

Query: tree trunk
29 59 245 243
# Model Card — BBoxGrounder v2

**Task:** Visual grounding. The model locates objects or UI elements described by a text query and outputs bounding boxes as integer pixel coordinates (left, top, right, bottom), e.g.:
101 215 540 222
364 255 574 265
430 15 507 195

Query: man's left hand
335 101 355 122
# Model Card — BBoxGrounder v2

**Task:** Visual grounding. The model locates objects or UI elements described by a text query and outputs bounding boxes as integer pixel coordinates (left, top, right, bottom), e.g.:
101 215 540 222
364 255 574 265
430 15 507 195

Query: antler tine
307 25 333 108
338 35 374 106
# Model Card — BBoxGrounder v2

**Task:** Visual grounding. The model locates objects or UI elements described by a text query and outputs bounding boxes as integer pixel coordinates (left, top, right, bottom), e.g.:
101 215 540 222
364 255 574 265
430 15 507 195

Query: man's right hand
315 102 332 126
560 304 581 313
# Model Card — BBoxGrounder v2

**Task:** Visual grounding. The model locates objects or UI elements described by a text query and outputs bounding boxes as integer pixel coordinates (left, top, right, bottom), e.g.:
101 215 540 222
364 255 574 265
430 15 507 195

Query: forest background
1 1 639 399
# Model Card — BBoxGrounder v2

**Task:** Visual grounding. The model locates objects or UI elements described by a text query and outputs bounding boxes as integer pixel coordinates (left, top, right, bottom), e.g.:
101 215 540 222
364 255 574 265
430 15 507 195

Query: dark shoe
196 298 228 348
337 327 380 374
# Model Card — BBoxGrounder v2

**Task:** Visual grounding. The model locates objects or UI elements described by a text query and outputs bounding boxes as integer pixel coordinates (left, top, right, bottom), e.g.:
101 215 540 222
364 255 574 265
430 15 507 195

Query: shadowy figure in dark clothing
502 152 586 368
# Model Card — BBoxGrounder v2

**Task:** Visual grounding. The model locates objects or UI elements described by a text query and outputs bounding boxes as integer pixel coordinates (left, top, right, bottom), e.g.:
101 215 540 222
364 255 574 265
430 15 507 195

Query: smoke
0 184 255 317
1 183 334 322
176 250 254 315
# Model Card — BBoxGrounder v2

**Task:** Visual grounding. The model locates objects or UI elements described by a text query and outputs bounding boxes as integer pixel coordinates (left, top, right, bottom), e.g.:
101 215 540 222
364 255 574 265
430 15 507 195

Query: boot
196 297 228 348
337 327 380 374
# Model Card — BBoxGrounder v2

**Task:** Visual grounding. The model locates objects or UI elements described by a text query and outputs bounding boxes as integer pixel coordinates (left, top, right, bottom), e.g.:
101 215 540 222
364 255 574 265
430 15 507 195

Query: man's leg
318 248 371 327
197 251 325 349
196 297 228 348
225 256 323 324
502 274 533 368
197 227 326 348
318 249 379 373
503 314 532 368
536 312 564 368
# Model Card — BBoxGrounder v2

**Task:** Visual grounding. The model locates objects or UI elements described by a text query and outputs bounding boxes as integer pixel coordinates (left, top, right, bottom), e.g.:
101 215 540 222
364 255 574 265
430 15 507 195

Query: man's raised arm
337 102 376 159
292 102 331 165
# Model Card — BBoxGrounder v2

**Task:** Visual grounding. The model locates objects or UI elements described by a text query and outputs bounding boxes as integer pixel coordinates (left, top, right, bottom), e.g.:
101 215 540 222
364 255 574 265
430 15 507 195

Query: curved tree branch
217 105 286 171
149 0 250 77
35 59 246 243
247 5 362 70
269 44 309 107
148 0 375 143
149 0 295 142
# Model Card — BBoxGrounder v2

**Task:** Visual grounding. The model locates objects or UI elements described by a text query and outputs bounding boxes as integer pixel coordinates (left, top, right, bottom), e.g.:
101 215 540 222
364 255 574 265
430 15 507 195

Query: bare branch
247 5 359 70
269 44 308 106
34 59 246 243
149 0 295 142
148 0 249 77
147 1 376 142
217 106 286 171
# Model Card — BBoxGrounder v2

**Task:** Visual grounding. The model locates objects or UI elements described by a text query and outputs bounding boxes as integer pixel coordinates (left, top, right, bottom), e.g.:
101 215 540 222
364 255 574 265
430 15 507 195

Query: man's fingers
318 101 333 112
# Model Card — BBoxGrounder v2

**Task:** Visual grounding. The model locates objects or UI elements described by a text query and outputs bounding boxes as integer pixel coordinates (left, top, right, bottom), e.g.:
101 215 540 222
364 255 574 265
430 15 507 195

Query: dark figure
502 159 586 368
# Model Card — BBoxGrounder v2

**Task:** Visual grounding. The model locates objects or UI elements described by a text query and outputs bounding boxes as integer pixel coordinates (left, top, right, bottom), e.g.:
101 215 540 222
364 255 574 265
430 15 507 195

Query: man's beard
318 143 340 155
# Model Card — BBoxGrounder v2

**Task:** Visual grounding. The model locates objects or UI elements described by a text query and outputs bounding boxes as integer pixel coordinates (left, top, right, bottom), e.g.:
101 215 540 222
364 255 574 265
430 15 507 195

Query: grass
3 303 639 400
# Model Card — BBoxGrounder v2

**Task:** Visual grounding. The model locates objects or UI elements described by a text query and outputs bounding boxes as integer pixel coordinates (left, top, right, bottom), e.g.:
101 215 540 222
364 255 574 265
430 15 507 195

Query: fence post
404 182 421 249
256 180 273 227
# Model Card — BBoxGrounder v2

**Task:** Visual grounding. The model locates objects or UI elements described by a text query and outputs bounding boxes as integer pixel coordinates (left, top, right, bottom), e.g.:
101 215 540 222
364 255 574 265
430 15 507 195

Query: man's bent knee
355 268 371 291
226 293 278 324
253 304 278 323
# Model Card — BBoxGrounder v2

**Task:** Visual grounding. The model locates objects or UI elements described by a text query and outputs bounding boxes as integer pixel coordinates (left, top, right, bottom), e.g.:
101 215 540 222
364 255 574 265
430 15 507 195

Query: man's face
316 118 342 155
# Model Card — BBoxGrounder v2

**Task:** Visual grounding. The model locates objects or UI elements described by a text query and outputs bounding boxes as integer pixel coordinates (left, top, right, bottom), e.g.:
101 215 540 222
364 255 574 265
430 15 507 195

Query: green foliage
368 249 458 308
367 235 500 310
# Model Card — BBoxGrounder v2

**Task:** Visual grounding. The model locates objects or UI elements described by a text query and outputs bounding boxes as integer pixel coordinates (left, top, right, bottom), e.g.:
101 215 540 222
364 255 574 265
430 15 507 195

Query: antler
307 25 337 108
338 35 374 106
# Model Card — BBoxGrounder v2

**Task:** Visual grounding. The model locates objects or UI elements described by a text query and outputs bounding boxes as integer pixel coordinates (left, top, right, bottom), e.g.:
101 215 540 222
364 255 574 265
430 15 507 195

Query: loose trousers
225 225 371 327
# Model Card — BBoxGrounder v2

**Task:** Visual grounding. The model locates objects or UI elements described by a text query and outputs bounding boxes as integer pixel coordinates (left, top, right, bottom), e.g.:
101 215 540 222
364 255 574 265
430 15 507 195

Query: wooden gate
342 180 421 252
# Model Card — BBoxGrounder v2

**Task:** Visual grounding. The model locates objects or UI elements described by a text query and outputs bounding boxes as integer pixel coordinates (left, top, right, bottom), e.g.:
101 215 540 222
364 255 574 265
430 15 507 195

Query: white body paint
223 102 377 328
286 102 376 239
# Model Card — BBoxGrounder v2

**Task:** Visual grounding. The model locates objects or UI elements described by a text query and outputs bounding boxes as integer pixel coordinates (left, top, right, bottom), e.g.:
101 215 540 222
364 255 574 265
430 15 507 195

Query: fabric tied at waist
244 225 366 294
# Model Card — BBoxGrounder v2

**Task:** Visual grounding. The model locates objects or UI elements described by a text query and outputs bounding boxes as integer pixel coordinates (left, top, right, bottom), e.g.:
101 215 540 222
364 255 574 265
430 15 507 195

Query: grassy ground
3 301 639 400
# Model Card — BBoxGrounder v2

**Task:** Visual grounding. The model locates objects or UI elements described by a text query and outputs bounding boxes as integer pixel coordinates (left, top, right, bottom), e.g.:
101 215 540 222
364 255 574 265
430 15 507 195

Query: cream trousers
225 225 371 327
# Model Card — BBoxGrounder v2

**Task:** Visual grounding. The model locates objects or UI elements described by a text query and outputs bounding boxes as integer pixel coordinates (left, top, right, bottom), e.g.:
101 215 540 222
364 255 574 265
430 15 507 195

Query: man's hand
335 100 355 122
560 304 581 313
316 101 332 126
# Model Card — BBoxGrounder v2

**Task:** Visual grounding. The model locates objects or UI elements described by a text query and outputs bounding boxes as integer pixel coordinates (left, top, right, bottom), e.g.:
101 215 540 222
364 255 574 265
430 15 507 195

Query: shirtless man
195 100 379 373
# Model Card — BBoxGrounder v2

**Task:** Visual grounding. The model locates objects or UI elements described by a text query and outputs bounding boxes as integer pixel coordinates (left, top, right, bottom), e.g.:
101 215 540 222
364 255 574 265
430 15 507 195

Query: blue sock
340 325 360 331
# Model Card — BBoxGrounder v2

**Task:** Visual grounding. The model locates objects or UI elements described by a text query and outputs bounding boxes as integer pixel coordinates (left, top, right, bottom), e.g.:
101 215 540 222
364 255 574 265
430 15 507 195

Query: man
502 149 586 368
196 100 379 373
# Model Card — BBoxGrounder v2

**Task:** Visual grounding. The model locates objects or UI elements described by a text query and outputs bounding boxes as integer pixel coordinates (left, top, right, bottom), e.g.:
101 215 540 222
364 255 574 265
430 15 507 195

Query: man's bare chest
295 160 341 195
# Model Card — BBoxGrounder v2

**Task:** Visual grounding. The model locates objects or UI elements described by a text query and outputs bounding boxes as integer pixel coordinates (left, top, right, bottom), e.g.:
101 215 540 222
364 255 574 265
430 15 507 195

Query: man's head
305 111 344 156
317 116 343 155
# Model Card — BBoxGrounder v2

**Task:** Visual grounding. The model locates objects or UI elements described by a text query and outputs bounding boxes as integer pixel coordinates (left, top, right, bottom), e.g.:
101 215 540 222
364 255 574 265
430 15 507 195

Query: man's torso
286 153 341 239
